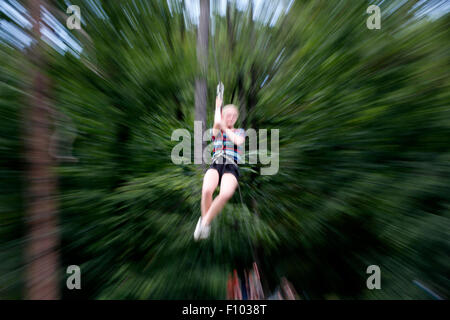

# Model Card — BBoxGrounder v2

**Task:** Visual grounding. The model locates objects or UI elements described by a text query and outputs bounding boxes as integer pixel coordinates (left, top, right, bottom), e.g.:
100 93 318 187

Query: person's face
222 108 238 128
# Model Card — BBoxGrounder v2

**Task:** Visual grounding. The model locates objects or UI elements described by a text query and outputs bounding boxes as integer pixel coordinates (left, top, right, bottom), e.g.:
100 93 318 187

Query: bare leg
201 169 219 218
203 173 238 226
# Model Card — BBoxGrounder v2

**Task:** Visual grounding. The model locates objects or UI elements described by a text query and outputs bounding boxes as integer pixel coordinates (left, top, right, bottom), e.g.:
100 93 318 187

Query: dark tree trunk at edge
23 0 61 300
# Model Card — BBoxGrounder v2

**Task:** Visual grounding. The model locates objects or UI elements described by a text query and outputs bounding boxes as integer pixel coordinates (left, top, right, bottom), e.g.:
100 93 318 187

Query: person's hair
222 104 239 115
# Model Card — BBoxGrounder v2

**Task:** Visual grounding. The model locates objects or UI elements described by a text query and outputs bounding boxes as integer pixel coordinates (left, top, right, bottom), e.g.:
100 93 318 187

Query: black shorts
209 157 240 185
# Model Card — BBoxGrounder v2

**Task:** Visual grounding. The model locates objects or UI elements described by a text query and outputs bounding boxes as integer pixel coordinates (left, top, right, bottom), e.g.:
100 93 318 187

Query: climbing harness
211 149 236 166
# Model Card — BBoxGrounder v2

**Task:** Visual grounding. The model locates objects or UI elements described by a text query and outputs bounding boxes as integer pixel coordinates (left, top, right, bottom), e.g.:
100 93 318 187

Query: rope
211 22 224 103
211 27 221 84
412 280 443 300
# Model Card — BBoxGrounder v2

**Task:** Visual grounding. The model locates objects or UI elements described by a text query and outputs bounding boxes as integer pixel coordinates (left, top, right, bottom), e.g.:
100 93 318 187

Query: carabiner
217 82 224 100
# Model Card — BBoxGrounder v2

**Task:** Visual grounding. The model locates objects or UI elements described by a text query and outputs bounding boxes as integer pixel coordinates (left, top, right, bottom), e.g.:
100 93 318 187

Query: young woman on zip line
194 85 245 240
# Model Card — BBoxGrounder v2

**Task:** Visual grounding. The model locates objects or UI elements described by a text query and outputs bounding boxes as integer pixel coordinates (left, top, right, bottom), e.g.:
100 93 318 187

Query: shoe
199 221 210 240
194 217 203 241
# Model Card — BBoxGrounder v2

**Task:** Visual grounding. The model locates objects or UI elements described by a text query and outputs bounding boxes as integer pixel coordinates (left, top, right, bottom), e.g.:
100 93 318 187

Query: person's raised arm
220 124 245 146
212 96 222 137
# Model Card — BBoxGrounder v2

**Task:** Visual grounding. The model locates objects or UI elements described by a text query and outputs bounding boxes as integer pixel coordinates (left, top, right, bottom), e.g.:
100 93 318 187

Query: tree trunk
226 1 235 52
194 0 209 166
23 0 60 300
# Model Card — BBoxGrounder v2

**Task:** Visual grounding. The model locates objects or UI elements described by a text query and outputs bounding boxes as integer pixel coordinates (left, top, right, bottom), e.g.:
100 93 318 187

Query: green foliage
0 0 448 299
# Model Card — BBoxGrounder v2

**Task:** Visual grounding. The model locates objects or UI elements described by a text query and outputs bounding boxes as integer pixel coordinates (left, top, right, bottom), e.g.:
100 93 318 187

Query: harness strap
211 150 238 167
